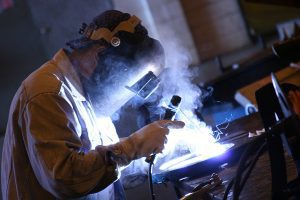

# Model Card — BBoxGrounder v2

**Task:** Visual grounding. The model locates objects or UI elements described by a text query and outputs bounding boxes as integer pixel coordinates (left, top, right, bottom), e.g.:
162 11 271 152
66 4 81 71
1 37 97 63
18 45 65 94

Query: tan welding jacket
1 49 122 199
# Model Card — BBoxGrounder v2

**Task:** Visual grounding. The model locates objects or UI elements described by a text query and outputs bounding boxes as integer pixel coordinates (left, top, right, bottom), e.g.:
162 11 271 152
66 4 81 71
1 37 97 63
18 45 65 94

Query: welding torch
127 71 183 199
145 95 182 200
145 95 182 163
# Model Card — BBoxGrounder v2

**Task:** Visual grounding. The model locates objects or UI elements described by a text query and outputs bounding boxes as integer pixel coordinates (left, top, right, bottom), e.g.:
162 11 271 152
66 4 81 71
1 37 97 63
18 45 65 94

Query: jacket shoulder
23 61 63 101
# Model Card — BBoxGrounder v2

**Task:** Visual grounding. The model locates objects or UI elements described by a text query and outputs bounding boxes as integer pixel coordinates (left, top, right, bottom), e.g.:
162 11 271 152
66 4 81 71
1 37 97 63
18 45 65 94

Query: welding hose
223 178 235 200
230 141 267 200
223 156 254 200
239 142 267 191
232 134 267 200
232 120 292 199
223 159 257 200
148 156 156 200
144 136 167 200
145 154 156 200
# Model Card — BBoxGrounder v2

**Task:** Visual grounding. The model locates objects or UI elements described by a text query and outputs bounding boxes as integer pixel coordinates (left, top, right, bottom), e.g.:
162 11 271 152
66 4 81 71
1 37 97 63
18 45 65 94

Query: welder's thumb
106 120 185 166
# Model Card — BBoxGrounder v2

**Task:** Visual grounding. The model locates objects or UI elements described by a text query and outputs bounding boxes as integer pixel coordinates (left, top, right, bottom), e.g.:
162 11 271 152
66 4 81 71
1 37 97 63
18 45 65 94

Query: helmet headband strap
82 15 141 44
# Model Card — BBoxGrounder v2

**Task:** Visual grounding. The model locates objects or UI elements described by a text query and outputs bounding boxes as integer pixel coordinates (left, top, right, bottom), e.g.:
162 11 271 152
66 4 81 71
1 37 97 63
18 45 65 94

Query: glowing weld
156 108 234 171
159 143 234 171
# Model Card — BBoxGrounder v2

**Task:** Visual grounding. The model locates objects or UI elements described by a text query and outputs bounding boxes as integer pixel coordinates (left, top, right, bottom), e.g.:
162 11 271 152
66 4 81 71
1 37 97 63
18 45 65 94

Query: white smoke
159 38 202 112
149 27 235 170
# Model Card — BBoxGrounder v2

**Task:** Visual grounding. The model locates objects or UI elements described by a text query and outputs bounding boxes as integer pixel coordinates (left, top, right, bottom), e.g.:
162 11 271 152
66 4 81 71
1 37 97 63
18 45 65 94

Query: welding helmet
70 10 164 114
67 10 148 49
67 10 164 81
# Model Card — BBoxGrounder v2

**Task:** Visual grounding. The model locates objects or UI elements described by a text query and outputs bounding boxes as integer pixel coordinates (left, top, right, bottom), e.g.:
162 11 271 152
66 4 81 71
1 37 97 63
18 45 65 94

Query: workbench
176 112 298 199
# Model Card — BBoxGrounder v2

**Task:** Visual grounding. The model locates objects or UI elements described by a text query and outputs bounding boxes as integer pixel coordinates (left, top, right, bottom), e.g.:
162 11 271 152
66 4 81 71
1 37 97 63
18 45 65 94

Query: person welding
1 10 185 200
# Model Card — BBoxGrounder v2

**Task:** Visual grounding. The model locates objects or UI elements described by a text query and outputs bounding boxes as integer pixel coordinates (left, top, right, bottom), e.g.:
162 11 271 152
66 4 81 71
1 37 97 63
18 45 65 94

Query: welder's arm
23 93 118 199
101 120 185 167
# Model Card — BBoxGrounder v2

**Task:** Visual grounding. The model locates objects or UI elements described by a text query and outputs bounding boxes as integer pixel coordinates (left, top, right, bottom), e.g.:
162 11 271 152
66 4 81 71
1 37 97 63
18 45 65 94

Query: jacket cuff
101 140 135 167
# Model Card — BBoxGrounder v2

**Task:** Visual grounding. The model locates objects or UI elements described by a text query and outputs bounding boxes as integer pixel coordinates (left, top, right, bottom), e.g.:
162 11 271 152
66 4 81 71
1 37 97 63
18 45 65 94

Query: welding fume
117 59 235 200
106 8 237 199
115 32 235 200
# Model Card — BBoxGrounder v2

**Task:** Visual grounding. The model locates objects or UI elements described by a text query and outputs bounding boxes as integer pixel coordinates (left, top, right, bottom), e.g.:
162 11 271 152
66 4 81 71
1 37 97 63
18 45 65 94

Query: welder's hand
106 120 185 166
289 90 300 116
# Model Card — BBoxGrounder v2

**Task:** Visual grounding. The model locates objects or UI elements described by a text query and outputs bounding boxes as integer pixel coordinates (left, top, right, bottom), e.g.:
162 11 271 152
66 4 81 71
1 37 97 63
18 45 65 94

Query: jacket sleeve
21 92 119 199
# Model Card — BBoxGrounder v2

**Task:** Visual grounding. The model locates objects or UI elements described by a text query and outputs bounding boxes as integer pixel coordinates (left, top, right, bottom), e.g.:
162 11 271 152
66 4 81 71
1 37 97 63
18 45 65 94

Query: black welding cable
148 156 156 200
233 140 260 191
233 144 261 199
232 135 266 200
223 141 267 200
223 158 254 200
239 142 267 193
233 122 286 199
223 178 235 200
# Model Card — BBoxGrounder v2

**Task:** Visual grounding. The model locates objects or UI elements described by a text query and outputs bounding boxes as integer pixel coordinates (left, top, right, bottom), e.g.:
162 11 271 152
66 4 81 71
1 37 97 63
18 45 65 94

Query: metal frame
255 73 300 199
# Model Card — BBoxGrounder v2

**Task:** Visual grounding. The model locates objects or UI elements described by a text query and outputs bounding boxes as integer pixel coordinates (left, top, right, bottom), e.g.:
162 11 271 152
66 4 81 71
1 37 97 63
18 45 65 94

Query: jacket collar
53 49 86 101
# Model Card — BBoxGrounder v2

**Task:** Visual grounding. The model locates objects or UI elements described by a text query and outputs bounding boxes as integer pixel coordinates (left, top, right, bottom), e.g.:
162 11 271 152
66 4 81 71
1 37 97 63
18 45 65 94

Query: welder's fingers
157 120 185 129
150 135 167 154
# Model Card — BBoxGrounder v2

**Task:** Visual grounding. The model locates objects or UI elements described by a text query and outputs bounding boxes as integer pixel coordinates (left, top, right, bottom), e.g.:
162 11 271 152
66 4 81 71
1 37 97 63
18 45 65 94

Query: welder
1 10 185 200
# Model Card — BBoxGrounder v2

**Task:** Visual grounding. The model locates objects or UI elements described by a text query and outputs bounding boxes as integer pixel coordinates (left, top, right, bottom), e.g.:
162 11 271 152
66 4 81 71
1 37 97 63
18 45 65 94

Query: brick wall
181 0 250 61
